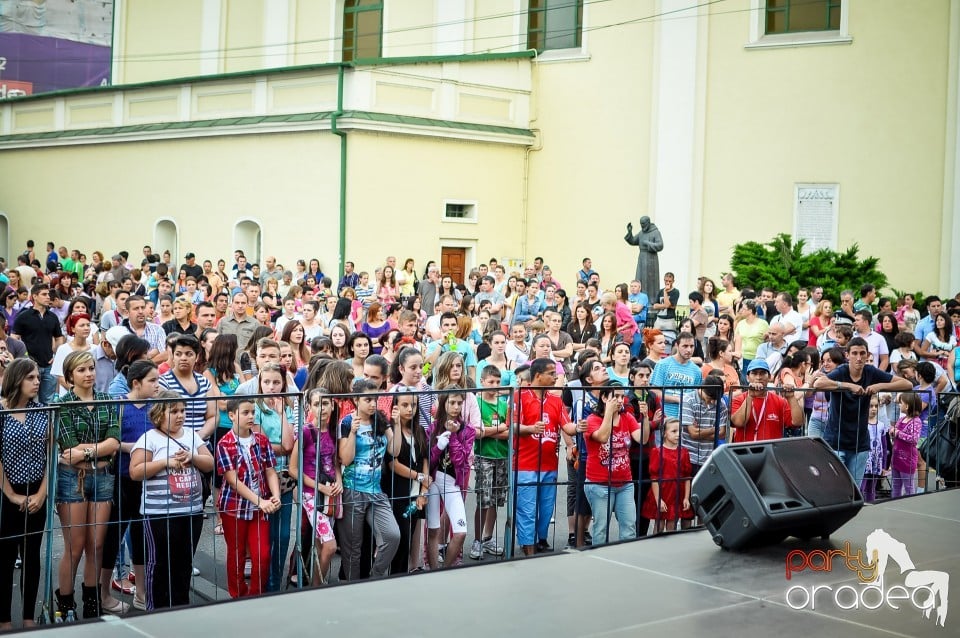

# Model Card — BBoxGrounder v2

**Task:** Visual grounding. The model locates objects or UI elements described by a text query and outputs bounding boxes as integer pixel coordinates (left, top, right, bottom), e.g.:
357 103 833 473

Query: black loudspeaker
690 437 864 550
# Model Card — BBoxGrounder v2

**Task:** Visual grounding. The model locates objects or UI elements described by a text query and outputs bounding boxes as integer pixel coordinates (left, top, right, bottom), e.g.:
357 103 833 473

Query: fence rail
0 382 955 625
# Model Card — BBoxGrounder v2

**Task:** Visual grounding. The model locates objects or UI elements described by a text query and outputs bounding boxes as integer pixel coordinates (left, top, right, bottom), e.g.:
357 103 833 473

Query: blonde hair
62 350 96 385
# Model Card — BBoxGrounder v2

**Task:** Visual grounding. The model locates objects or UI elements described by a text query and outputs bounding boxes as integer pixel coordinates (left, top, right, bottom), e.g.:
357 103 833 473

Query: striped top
133 428 206 515
159 371 212 432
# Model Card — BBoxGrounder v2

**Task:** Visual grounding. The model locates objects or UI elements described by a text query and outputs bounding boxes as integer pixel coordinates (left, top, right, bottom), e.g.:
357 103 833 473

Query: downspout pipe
331 64 347 278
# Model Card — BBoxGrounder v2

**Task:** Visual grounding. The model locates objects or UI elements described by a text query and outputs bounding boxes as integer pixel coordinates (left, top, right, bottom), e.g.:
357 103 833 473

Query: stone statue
624 216 663 299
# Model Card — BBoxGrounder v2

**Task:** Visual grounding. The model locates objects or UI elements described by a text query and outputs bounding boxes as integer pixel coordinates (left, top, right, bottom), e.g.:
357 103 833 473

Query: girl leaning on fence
288 388 340 585
0 359 49 628
129 390 213 610
97 359 159 615
53 350 121 619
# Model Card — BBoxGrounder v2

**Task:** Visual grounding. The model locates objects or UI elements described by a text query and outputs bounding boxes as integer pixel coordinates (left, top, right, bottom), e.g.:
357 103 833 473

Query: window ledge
535 48 591 64
745 32 852 50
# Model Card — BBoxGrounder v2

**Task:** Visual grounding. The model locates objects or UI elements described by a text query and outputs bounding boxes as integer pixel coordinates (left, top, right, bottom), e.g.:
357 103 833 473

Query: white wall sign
794 183 839 254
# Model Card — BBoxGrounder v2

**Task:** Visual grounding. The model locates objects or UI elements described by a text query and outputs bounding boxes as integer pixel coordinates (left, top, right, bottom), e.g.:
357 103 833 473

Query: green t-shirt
476 397 509 459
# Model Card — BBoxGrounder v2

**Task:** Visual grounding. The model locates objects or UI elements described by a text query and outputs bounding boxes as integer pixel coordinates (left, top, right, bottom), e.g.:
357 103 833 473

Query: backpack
920 395 960 483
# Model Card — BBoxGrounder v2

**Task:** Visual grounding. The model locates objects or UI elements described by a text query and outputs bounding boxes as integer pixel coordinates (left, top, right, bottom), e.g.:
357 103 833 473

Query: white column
942 0 960 296
201 0 222 76
263 0 291 69
648 0 708 293
435 0 467 56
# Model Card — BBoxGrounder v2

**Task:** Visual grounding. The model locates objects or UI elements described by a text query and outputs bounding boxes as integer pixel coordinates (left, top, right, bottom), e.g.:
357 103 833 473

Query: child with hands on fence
288 388 340 585
216 397 281 598
426 392 475 569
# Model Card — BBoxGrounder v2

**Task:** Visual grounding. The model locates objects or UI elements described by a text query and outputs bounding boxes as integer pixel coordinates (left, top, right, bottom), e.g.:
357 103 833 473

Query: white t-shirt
134 428 206 516
771 310 803 343
861 331 891 366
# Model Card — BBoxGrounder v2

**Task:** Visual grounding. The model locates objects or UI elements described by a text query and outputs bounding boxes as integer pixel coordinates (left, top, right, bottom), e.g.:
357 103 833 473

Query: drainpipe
331 64 347 278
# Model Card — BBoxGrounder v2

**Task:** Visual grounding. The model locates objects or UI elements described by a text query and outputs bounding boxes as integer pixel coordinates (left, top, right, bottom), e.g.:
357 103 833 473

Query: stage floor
80 490 957 638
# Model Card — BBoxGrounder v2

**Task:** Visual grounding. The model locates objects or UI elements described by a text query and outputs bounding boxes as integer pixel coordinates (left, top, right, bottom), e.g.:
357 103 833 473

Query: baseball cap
105 326 129 349
746 359 770 374
185 252 196 259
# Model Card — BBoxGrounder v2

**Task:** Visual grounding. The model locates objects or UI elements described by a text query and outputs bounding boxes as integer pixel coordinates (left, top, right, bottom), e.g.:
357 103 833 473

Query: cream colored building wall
344 132 526 271
0 133 341 268
473 0 525 54
115 0 205 83
700 0 952 294
292 0 338 65
525 0 658 287
384 0 436 58
223 0 267 74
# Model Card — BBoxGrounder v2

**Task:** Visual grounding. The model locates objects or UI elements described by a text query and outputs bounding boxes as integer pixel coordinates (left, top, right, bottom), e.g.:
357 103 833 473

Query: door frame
439 239 476 285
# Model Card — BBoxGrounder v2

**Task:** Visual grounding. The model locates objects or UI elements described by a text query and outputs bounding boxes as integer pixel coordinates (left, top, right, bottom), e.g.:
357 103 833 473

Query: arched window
154 219 179 263
0 213 9 266
342 0 383 62
234 220 262 266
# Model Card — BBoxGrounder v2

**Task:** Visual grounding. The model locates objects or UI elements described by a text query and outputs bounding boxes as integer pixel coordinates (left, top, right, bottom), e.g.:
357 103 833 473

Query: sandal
100 597 129 615
213 523 224 536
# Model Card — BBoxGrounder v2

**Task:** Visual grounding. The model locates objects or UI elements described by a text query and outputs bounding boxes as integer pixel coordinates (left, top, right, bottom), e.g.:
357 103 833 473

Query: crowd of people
0 240 956 626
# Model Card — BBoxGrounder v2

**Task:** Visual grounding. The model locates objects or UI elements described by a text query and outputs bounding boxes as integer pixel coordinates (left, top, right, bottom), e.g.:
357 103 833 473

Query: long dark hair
115 335 150 374
280 319 310 365
332 298 352 322
392 391 428 462
305 387 340 468
208 334 239 384
124 359 157 389
592 381 625 417
933 312 952 342
351 378 390 436
1 358 39 407
430 389 465 451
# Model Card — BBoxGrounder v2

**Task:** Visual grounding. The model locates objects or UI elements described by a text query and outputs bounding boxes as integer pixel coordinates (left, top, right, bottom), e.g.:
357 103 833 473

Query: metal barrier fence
0 382 956 626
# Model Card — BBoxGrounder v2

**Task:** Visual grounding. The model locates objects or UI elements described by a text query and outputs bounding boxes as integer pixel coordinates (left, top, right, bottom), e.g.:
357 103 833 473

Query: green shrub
729 234 888 302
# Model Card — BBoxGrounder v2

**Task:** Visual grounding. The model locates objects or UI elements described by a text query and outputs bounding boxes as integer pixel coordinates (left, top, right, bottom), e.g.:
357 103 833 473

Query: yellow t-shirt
716 288 740 313
736 318 768 359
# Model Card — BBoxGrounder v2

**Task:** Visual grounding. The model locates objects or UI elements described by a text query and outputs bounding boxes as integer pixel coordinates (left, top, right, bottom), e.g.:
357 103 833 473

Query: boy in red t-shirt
584 382 647 544
513 358 577 555
730 359 800 442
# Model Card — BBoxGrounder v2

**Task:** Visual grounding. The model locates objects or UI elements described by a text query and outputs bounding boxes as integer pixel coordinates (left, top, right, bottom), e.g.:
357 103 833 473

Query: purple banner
0 32 110 94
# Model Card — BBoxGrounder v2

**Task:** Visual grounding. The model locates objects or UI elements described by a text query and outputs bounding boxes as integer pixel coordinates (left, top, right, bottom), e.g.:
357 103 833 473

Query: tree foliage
729 234 888 302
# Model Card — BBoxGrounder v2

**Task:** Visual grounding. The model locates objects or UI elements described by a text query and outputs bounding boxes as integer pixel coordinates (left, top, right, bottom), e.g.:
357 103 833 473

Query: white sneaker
469 540 483 560
192 567 200 577
482 538 504 556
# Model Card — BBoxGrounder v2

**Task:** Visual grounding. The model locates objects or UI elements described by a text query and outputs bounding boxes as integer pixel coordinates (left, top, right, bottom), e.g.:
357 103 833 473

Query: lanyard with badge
750 394 769 442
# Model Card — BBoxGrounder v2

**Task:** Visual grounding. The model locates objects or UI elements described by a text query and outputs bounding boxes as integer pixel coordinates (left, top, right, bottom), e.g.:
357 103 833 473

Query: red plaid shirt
216 429 276 520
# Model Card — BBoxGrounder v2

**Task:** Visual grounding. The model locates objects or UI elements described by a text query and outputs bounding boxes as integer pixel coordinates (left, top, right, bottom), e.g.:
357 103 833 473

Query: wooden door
441 247 466 286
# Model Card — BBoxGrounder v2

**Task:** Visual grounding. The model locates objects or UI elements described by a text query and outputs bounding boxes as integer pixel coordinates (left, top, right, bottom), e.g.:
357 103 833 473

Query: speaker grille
773 439 855 506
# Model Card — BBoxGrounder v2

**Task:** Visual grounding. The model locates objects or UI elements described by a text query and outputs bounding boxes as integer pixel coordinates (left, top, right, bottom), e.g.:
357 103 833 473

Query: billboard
0 0 113 97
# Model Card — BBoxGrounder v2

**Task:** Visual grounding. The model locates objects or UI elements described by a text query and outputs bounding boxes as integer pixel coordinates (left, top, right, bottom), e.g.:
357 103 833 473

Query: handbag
319 483 343 519
616 321 635 346
919 396 960 483
278 469 298 494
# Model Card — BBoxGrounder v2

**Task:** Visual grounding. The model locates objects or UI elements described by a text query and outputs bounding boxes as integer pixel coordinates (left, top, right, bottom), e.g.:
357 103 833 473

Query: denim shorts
56 465 114 504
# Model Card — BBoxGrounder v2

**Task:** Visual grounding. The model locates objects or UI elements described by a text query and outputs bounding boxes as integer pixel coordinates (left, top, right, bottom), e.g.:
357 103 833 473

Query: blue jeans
38 365 56 405
835 450 869 485
584 482 636 544
515 471 557 547
807 417 825 439
267 490 293 592
56 466 114 503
